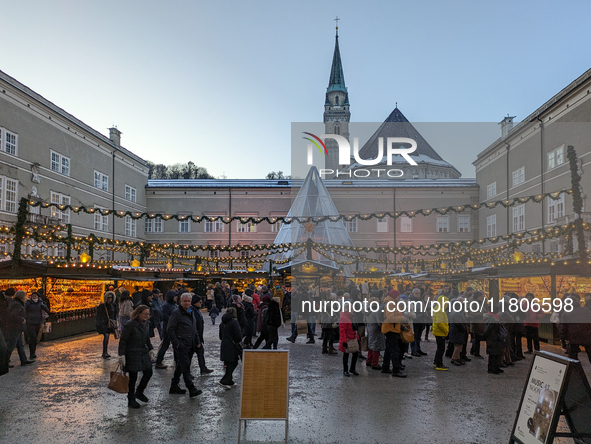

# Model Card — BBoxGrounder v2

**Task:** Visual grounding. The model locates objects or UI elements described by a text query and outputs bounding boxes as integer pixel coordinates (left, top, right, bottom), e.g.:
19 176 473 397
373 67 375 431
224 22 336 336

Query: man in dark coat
562 295 591 364
24 292 50 360
482 310 506 374
263 297 282 350
167 293 202 397
131 286 143 308
155 290 177 369
191 294 213 375
219 308 243 389
6 291 34 366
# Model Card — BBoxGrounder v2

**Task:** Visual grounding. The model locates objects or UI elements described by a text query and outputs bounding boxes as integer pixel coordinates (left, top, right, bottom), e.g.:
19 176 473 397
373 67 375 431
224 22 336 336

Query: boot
169 383 187 395
322 347 328 354
328 346 337 355
188 384 202 398
135 390 149 403
128 398 141 409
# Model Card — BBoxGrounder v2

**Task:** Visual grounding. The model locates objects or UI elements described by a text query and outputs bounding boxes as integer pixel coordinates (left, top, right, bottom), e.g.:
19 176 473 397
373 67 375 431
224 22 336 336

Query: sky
2 1 591 179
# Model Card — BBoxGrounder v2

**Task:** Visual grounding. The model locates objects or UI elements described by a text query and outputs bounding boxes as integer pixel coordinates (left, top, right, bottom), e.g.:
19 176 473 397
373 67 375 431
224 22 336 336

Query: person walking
242 296 256 348
432 290 449 371
151 289 163 340
6 290 34 367
364 297 385 369
381 290 408 378
448 297 469 366
523 293 543 354
482 308 507 374
96 291 117 359
118 305 155 409
155 290 177 369
191 295 213 375
167 293 202 397
24 292 49 360
320 294 338 355
339 303 358 376
253 295 271 349
263 297 282 350
219 307 242 390
118 290 133 335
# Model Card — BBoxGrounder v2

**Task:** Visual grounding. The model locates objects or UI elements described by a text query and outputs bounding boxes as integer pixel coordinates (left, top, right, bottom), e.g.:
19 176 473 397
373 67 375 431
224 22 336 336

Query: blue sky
2 1 590 179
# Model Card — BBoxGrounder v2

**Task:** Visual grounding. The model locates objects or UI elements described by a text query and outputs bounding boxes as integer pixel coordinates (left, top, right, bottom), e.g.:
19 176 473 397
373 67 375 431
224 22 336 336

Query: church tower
323 21 350 177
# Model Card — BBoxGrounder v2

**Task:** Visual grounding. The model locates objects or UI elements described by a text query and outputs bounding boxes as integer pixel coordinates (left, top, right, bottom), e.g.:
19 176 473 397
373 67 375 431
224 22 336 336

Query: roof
475 66 591 163
351 107 460 175
0 69 148 166
147 178 477 189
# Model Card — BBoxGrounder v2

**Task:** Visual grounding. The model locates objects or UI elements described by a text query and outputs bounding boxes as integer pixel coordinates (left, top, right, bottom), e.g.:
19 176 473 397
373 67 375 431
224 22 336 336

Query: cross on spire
335 16 340 36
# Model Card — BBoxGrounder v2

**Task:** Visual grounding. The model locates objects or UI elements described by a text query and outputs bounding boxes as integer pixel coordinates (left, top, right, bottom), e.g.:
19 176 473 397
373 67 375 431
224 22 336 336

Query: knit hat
191 294 202 305
388 289 401 299
5 288 15 297
244 288 253 297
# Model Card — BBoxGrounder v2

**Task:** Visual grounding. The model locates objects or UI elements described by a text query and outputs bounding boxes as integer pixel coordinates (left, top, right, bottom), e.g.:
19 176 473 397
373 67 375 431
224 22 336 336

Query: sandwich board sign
509 351 591 444
238 349 289 444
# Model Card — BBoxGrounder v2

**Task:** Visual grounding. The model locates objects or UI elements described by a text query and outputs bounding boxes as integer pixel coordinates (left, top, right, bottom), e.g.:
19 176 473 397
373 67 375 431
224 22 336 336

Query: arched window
335 95 339 105
334 123 340 135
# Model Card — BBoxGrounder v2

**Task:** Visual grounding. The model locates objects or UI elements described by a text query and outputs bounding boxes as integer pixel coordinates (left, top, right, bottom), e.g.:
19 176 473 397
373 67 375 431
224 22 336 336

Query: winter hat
191 294 202 305
388 289 401 299
5 288 15 297
104 291 116 302
244 288 253 297
152 288 161 294
242 295 253 303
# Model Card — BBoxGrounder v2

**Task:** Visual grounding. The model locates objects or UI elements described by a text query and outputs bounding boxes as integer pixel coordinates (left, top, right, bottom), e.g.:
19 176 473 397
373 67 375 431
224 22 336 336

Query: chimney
499 116 515 138
109 127 122 146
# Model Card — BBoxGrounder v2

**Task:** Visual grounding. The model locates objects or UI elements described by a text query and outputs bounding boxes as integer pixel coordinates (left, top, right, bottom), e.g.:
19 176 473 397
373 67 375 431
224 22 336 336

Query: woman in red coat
339 307 358 376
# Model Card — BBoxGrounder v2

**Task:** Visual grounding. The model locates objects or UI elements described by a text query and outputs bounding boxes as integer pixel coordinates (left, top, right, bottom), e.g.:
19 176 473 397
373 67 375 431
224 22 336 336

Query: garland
25 189 570 223
567 145 587 263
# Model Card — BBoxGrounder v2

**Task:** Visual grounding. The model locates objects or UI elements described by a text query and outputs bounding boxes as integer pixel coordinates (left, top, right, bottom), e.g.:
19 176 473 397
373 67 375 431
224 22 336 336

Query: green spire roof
327 34 348 95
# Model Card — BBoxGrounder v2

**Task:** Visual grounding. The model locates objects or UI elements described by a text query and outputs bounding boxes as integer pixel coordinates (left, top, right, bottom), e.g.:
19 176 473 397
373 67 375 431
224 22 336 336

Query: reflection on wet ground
1 321 588 444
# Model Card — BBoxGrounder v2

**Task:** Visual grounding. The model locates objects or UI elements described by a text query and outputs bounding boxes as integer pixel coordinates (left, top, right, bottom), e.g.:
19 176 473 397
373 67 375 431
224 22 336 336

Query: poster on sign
513 355 567 444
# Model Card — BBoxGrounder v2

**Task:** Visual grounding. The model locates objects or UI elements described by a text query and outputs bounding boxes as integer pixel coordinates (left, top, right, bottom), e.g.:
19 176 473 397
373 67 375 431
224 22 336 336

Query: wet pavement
1 321 589 444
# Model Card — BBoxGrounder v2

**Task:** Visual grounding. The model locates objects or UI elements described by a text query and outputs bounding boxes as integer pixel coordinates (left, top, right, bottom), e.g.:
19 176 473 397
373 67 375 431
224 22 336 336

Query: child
210 304 220 325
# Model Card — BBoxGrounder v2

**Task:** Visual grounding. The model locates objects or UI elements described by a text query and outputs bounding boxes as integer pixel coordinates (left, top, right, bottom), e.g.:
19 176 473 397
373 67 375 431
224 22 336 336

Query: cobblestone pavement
1 321 589 444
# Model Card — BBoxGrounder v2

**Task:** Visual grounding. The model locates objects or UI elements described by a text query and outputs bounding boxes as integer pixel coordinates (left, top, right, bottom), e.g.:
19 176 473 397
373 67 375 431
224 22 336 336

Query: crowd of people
1 280 590 408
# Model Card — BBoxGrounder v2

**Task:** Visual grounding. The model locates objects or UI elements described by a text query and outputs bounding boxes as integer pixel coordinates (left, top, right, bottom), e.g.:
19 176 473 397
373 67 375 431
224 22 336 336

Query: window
548 146 565 170
346 217 358 233
271 220 283 232
177 248 189 257
548 194 565 223
50 151 70 176
50 192 70 223
209 249 220 259
532 244 542 254
94 171 108 191
487 182 497 199
377 217 389 233
458 216 470 233
240 250 250 258
0 177 18 213
237 220 256 233
487 214 497 237
512 167 525 186
550 241 560 253
125 185 136 203
204 218 224 233
145 217 163 233
436 216 449 233
0 128 18 156
377 252 388 261
125 216 137 237
179 218 191 233
399 216 412 233
94 207 109 232
512 204 525 232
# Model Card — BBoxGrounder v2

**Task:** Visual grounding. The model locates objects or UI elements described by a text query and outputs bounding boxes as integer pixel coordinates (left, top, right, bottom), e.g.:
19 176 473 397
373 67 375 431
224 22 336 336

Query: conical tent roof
269 166 358 276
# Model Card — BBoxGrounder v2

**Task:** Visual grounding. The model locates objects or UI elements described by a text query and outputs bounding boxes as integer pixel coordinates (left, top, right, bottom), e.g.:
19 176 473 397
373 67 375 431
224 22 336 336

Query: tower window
334 123 340 135
335 96 339 105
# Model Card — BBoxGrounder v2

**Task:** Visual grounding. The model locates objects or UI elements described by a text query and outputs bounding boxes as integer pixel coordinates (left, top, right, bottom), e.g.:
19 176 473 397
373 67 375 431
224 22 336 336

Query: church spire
327 23 347 96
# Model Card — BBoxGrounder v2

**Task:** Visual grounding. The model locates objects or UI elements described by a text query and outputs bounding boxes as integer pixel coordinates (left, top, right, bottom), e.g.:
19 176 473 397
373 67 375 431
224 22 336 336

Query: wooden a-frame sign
509 351 591 444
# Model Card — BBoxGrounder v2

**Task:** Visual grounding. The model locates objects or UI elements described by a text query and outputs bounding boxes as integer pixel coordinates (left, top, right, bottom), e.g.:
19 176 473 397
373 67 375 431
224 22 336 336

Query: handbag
400 324 415 343
360 336 369 352
296 319 308 335
233 341 243 360
43 322 52 334
42 310 50 321
345 338 360 353
108 363 129 394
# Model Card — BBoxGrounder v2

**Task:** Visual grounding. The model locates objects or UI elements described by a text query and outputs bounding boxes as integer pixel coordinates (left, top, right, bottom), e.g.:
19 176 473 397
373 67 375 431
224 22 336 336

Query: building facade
0 70 148 260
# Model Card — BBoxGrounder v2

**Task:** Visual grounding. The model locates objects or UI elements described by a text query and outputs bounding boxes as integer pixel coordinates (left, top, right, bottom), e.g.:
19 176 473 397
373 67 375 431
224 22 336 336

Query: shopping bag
360 336 369 352
43 322 52 334
108 364 129 394
400 324 415 343
296 320 308 335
